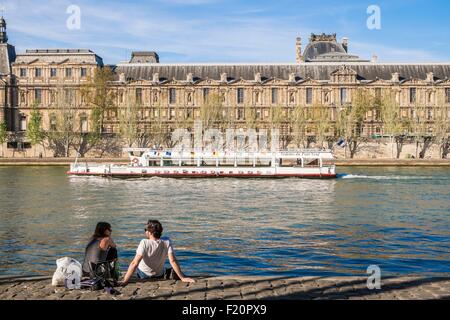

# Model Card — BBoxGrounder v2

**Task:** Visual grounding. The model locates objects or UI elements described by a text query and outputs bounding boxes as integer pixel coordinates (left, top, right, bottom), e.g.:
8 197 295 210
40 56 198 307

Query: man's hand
118 280 128 287
181 277 196 283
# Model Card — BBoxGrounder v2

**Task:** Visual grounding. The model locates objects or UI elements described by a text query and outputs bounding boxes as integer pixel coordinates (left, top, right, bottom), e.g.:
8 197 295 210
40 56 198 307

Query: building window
80 68 87 77
65 89 74 104
34 89 42 104
169 88 176 104
237 88 244 104
271 88 278 104
410 88 417 104
237 108 244 120
20 68 27 77
446 89 450 104
136 88 142 104
65 68 73 78
169 108 175 120
306 88 313 105
20 115 27 131
340 88 347 104
427 108 433 120
50 68 57 77
49 114 57 131
203 88 210 102
80 114 88 132
35 68 42 77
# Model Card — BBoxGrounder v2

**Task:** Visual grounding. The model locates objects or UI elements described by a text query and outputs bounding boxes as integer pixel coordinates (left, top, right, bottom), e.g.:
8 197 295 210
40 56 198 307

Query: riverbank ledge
0 157 449 167
0 275 448 300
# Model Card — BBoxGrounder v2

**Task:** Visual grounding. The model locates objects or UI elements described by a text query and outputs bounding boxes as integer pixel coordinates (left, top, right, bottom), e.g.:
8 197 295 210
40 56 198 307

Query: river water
0 166 449 277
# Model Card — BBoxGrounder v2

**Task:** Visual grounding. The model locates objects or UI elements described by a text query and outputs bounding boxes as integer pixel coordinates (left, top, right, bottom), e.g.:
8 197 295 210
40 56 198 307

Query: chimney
371 54 378 63
295 37 303 63
152 73 159 83
289 73 296 83
391 72 400 83
187 72 194 83
220 73 228 83
255 72 262 83
342 37 349 53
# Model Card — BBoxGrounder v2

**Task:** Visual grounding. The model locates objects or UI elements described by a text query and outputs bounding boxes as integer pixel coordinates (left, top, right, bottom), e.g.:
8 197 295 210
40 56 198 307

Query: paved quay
0 275 449 300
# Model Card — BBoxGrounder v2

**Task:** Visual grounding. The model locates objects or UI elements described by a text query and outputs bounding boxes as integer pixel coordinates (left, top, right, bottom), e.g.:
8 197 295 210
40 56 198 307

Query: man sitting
120 220 195 285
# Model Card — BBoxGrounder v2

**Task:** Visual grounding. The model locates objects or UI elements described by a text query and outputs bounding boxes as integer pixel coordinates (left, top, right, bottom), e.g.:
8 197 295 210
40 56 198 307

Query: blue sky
1 0 449 64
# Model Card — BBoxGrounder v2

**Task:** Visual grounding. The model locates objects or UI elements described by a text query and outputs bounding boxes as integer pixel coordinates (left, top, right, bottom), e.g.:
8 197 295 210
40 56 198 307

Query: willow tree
81 66 116 137
0 120 7 157
335 89 373 158
433 92 450 159
26 102 45 157
291 105 307 148
46 87 78 157
410 102 432 159
379 91 414 159
311 103 331 149
199 92 224 129
149 101 167 149
118 100 139 148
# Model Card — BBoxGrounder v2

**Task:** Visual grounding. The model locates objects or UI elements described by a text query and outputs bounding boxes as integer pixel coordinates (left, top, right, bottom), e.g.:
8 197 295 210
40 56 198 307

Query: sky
1 0 449 65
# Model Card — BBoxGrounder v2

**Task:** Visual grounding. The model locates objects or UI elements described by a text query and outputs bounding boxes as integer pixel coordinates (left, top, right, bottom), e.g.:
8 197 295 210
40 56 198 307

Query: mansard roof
113 62 450 83
13 49 104 66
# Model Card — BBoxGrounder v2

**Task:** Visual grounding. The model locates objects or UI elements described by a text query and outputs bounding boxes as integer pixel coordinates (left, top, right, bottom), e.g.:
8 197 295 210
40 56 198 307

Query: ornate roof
302 33 368 62
113 63 450 83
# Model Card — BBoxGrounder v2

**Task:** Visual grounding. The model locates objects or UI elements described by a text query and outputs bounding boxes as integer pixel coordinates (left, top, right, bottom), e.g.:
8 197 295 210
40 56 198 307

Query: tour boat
67 148 337 179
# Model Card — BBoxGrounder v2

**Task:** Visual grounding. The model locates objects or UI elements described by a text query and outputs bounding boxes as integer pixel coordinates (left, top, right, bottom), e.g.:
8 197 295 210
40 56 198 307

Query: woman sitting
82 222 118 279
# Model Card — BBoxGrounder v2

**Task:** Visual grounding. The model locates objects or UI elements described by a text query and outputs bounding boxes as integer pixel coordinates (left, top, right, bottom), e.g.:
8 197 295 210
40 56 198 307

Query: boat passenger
82 222 118 278
120 220 195 285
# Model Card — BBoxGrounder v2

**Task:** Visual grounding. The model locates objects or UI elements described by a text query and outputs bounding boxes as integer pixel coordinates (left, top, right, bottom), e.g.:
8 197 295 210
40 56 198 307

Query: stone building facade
0 19 449 157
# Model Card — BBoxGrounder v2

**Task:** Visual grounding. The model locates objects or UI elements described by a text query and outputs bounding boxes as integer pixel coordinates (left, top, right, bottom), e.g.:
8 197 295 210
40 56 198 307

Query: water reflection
0 166 449 277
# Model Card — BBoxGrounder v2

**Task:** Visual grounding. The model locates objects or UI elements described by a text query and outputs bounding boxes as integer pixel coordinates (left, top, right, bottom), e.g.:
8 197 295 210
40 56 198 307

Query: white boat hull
67 164 337 179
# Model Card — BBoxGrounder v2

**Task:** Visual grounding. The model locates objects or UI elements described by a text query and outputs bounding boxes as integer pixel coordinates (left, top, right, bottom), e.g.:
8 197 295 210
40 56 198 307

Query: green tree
81 67 116 135
0 120 7 157
311 103 331 149
118 100 139 148
335 89 373 158
27 103 45 157
291 105 307 148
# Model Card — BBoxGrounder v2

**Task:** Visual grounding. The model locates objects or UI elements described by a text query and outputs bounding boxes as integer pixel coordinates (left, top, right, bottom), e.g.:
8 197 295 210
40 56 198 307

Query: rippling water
0 166 449 277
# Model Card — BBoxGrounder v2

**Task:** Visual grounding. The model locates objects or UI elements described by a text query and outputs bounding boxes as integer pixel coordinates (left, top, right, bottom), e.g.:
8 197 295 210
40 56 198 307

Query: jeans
136 268 152 279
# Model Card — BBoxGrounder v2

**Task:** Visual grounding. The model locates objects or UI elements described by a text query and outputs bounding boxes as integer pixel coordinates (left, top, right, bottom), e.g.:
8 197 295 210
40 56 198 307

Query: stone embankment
0 275 449 300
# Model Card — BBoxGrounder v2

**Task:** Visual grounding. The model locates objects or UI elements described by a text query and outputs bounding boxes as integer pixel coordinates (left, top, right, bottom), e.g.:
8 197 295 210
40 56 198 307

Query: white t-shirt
136 237 173 277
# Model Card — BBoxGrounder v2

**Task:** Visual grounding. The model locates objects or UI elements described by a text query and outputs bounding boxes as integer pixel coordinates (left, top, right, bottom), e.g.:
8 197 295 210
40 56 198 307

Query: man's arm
121 254 143 285
168 251 195 283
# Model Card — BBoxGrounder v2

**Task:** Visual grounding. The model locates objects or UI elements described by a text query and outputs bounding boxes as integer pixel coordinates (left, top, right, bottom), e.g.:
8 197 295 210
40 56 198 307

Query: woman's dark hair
145 220 163 239
93 222 111 238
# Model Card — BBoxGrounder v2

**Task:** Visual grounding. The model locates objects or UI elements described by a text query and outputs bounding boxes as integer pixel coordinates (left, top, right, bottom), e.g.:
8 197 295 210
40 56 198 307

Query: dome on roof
302 33 368 62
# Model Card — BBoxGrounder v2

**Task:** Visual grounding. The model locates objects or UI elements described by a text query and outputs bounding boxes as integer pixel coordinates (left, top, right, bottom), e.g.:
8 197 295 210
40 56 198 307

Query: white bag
51 257 82 289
